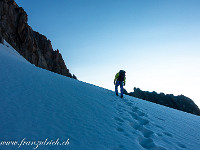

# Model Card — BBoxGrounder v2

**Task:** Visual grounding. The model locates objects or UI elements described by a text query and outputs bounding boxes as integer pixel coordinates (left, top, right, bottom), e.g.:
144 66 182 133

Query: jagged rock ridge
124 87 200 116
0 0 77 79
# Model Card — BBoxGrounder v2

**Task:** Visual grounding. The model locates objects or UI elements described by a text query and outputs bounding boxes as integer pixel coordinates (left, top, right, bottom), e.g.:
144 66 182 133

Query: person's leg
115 81 119 96
120 81 124 98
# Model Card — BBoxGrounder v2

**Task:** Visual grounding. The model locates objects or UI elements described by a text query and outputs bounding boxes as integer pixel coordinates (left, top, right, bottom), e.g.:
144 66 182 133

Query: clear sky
15 0 200 107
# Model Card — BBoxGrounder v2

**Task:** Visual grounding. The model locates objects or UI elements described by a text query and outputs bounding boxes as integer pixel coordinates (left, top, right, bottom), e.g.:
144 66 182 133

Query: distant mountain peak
0 0 77 79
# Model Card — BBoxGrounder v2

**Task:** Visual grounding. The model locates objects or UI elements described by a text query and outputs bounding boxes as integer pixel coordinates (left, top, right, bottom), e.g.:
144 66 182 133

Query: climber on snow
114 70 126 98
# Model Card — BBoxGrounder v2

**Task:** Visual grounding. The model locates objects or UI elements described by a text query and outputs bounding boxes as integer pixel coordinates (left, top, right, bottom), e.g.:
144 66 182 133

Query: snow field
0 42 200 150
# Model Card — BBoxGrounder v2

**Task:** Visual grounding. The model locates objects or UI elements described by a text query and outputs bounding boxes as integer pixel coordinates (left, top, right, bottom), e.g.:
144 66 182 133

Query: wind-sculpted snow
0 42 200 150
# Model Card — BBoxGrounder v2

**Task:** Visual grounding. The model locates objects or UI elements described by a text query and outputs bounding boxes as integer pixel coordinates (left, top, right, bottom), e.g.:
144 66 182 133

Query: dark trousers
115 81 123 97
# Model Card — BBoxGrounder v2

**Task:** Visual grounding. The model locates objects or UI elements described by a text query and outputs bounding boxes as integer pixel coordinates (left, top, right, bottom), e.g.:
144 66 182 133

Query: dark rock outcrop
0 34 3 44
0 0 76 79
127 87 200 116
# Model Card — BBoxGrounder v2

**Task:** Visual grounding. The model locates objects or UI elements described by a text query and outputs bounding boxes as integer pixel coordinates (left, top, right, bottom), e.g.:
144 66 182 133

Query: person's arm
114 73 119 84
124 77 126 86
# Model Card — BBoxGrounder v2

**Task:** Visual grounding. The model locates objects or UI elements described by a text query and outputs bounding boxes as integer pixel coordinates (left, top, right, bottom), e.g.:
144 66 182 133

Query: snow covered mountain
0 41 200 150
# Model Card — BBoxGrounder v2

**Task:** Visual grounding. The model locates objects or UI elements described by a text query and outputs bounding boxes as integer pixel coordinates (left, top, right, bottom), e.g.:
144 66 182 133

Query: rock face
126 87 200 116
0 0 77 79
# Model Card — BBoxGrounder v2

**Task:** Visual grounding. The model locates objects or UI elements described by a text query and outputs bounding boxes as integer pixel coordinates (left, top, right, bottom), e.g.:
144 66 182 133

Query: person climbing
114 70 126 98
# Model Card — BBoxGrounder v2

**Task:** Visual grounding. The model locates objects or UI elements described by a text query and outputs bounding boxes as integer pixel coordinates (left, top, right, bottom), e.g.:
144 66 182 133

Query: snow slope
0 42 200 150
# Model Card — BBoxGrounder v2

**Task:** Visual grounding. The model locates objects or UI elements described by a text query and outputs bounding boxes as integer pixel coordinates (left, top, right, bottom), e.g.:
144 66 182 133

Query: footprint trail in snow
113 96 187 150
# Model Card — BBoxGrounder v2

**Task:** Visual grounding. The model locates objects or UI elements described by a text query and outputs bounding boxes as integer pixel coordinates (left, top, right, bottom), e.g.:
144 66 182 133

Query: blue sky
15 0 200 107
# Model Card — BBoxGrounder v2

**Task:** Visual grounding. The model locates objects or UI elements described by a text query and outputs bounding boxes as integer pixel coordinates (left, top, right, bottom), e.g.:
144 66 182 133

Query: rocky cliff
125 87 200 116
0 0 77 79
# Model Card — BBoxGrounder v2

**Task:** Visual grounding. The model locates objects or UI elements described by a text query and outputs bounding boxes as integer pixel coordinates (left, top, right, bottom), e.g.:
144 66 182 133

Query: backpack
118 70 125 81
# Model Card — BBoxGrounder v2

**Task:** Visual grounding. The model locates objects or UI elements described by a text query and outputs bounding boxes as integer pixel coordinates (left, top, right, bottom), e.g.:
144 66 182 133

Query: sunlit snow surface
0 42 200 150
